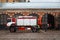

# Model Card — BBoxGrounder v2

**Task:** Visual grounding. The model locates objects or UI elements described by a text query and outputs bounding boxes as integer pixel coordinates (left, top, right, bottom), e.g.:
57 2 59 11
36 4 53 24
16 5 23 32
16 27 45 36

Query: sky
0 0 60 9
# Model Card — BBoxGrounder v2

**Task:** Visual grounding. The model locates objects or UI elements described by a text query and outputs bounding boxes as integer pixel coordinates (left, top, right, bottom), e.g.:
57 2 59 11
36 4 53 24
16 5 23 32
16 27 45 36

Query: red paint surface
18 27 25 30
38 17 42 26
12 18 16 22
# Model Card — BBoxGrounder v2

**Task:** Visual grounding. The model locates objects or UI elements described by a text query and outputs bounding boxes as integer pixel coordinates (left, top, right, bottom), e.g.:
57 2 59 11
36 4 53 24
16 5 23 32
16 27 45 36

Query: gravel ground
0 30 60 40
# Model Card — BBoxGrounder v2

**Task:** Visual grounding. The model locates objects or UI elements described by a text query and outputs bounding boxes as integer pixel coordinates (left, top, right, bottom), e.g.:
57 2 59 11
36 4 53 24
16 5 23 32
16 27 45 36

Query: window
0 14 10 24
7 18 11 22
18 0 26 2
27 0 30 2
6 0 8 2
12 0 30 2
57 15 60 23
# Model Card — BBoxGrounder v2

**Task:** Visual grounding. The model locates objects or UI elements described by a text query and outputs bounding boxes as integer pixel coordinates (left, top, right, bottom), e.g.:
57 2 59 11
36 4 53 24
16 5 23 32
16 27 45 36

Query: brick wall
0 9 60 28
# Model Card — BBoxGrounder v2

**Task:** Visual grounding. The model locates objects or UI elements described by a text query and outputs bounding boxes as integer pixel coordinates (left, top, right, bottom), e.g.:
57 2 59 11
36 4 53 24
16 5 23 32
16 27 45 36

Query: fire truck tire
32 27 37 32
9 27 16 32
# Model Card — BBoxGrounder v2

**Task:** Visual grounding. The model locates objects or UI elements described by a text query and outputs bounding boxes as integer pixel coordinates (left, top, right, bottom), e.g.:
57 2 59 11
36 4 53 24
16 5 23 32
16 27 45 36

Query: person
42 23 48 32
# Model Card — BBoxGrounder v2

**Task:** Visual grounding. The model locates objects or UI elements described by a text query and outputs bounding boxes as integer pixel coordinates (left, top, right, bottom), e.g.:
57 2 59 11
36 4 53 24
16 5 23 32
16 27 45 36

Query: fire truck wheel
32 27 37 32
9 27 16 32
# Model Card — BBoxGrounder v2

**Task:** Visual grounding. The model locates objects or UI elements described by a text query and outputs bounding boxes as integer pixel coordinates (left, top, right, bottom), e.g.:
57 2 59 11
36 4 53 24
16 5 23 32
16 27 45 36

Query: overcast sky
30 0 60 2
0 0 60 9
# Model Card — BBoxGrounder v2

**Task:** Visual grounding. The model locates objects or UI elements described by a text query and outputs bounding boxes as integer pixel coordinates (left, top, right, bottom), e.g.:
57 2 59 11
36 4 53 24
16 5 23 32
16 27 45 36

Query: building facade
0 0 60 29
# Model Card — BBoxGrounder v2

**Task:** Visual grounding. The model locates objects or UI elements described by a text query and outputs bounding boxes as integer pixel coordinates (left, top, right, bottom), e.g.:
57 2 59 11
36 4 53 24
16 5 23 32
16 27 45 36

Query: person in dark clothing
42 24 48 32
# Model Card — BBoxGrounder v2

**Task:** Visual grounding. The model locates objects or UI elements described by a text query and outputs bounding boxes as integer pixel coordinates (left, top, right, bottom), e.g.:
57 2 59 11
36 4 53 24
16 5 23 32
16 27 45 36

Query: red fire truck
7 16 42 32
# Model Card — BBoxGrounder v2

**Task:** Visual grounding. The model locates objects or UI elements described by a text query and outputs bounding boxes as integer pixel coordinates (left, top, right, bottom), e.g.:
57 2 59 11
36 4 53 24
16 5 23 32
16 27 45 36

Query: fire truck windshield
7 19 11 22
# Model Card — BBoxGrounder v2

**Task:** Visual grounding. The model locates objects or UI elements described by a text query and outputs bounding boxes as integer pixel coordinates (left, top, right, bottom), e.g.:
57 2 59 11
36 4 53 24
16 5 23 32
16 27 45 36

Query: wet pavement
0 30 60 40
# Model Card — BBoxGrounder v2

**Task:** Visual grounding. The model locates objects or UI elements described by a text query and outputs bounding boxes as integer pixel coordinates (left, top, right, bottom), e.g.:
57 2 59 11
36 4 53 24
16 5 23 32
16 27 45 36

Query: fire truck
7 16 42 32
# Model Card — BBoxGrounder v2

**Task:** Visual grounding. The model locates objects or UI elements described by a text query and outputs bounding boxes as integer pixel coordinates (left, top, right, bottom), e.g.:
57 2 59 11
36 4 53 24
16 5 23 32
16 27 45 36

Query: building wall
2 9 59 16
0 9 60 17
1 0 6 3
0 9 60 28
0 0 27 3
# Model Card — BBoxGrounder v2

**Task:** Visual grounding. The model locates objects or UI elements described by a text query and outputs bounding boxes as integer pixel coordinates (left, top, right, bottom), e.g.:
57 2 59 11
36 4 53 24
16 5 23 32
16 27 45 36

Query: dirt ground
0 30 60 40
